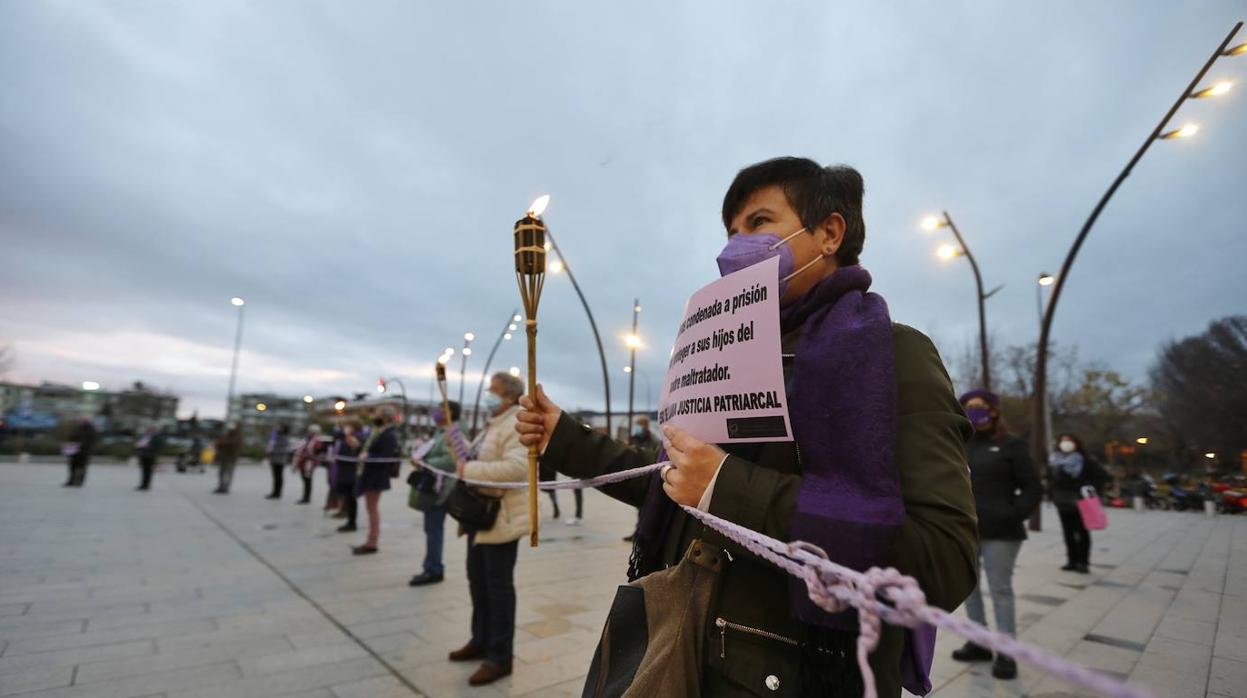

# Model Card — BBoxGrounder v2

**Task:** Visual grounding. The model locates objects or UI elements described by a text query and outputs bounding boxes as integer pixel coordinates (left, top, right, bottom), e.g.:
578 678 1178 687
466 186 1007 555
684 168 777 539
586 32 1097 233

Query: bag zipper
715 617 799 660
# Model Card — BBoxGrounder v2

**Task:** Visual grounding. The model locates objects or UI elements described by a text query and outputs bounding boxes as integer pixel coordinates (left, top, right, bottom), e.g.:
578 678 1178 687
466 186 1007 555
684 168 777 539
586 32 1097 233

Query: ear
817 213 846 255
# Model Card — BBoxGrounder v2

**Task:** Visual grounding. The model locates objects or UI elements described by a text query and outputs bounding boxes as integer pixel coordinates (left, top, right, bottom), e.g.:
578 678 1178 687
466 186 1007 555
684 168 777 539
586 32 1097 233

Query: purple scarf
631 265 933 694
783 267 935 694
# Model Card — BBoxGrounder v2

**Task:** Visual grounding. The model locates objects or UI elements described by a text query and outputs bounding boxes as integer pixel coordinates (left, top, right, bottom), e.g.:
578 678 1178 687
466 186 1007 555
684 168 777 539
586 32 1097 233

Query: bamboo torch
514 195 549 547
434 359 461 475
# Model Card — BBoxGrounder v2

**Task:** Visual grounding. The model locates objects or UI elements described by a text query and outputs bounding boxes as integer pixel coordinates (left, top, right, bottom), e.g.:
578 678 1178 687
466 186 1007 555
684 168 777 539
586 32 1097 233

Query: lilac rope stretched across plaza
680 506 1157 698
332 453 1154 698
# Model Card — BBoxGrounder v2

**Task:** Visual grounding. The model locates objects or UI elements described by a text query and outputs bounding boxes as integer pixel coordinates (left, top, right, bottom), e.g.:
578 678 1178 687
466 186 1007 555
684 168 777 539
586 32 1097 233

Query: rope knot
787 541 849 614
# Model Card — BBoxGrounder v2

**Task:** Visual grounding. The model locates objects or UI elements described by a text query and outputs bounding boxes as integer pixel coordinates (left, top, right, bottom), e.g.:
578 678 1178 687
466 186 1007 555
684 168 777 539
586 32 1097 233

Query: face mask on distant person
633 427 645 437
964 406 993 428
715 227 823 298
484 393 504 413
1059 440 1077 454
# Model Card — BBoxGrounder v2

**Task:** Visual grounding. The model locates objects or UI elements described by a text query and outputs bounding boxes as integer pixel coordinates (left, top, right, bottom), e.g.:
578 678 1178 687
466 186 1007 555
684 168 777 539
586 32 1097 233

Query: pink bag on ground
1078 486 1108 530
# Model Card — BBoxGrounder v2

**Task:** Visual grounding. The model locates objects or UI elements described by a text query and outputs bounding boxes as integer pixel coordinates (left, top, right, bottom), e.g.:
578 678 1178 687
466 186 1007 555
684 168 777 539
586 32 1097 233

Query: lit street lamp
625 299 641 443
1032 21 1244 532
226 297 246 421
471 311 521 437
922 212 1000 390
458 332 474 411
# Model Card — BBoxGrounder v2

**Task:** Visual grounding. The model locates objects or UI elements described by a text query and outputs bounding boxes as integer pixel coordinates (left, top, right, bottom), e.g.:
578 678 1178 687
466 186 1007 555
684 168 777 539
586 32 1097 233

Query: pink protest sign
656 256 792 443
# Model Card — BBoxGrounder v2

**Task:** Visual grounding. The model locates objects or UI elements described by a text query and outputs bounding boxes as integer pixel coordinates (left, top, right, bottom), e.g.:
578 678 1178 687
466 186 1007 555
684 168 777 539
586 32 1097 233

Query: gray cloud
2 1 1245 418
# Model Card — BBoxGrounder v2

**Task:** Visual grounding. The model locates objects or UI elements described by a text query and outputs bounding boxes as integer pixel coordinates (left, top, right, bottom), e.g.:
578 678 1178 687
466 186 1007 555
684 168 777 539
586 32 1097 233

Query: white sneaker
565 517 582 526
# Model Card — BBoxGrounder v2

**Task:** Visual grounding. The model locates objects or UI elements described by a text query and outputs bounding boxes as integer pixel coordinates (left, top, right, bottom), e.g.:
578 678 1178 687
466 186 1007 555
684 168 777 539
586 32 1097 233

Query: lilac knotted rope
680 506 1157 698
320 452 1155 697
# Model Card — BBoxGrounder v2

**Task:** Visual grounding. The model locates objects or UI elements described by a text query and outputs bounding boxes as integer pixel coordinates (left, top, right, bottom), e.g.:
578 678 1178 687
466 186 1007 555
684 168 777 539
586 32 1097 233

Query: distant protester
265 424 291 500
1050 432 1108 574
352 407 399 555
135 425 166 491
213 423 243 494
292 424 324 505
408 402 460 587
950 389 1040 680
333 420 365 532
63 417 97 487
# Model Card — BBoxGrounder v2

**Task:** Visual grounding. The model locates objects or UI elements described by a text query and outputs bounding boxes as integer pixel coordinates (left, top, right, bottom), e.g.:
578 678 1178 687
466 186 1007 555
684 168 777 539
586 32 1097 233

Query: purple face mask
432 409 445 424
715 228 822 300
965 406 993 428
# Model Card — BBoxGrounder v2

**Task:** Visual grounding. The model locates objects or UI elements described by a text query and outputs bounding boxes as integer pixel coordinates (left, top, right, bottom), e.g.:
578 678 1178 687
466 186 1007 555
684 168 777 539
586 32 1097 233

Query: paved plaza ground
0 459 1245 698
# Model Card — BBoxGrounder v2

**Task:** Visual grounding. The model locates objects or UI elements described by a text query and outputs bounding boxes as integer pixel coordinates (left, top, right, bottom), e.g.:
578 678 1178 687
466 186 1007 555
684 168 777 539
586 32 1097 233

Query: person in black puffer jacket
950 389 1041 681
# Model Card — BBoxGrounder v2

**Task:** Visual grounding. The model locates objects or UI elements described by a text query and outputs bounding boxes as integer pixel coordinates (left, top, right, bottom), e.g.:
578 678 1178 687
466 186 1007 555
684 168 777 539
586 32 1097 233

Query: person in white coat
447 371 530 687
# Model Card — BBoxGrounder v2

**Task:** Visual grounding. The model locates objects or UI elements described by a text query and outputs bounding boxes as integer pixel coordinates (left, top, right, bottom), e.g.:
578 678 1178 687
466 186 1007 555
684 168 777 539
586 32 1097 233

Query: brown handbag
581 539 725 698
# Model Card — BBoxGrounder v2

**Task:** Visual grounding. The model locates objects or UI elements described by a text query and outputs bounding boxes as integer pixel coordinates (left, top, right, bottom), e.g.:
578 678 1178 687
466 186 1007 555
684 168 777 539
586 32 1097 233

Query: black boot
951 642 993 662
992 655 1018 680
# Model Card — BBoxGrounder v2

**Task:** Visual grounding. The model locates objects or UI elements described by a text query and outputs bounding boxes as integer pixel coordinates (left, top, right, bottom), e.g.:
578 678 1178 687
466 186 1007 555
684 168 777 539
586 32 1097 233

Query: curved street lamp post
1031 23 1243 531
545 228 613 435
922 212 1001 391
471 310 521 437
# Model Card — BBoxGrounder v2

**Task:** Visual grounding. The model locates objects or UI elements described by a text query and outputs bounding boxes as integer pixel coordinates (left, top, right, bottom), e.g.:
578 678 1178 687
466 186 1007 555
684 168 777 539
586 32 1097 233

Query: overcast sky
2 1 1245 419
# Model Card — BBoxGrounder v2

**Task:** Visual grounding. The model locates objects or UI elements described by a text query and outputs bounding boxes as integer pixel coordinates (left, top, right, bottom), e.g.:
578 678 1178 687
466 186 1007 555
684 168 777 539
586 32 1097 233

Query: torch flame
528 195 550 217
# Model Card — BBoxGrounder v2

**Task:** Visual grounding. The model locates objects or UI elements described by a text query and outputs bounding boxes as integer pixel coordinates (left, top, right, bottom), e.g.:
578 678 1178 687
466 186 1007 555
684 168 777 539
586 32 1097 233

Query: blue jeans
422 505 447 576
963 539 1023 637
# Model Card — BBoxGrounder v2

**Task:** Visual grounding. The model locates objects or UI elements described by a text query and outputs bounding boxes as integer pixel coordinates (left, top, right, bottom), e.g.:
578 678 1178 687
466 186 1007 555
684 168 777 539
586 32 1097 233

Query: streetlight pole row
1030 22 1244 531
225 297 245 422
471 310 521 437
625 299 640 443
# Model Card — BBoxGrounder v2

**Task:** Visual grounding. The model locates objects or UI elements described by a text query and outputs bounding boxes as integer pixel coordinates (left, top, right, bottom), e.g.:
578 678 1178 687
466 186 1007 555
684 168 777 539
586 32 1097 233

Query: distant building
0 380 178 435
227 393 310 443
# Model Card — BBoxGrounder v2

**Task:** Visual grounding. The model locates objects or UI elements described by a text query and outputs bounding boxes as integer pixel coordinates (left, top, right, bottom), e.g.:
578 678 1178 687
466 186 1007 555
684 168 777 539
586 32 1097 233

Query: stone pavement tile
4 619 216 657
286 628 356 650
1209 656 1247 698
1154 613 1218 646
507 653 595 695
365 631 424 654
1168 589 1224 624
1127 664 1208 698
516 676 583 697
241 642 371 675
0 606 28 619
166 656 387 698
518 616 573 639
0 638 154 677
1217 626 1247 664
511 630 599 666
1064 640 1140 676
329 674 417 698
7 660 239 698
76 633 293 684
1136 634 1213 677
0 664 74 696
0 617 87 641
